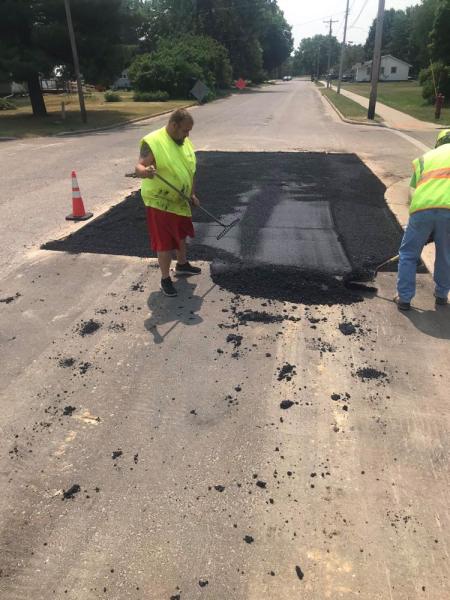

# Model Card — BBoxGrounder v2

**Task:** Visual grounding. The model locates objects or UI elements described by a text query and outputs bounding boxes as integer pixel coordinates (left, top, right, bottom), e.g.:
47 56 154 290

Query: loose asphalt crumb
244 535 254 544
356 367 388 381
339 322 357 336
63 406 76 416
0 292 21 304
62 484 81 500
76 319 102 337
79 362 91 375
112 450 123 460
277 363 297 382
226 334 243 349
280 400 295 409
295 565 304 580
199 580 209 587
58 357 75 368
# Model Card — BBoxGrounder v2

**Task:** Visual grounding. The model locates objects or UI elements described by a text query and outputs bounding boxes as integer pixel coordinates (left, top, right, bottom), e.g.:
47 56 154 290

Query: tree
430 0 450 65
136 0 291 81
129 34 232 97
293 35 340 77
419 62 450 103
0 0 135 116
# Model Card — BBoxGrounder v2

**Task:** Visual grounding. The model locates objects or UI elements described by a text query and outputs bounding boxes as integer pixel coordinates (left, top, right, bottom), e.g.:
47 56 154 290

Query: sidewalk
323 82 440 131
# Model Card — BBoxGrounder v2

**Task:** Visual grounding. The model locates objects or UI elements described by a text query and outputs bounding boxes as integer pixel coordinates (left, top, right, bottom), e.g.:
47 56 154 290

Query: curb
55 102 197 137
0 102 197 143
321 91 385 128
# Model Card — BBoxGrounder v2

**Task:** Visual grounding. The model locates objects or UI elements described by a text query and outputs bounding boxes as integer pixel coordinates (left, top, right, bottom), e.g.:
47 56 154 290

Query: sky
277 0 421 48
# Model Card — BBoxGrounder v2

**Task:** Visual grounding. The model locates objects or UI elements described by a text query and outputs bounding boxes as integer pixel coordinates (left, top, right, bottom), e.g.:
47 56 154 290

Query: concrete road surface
0 80 449 599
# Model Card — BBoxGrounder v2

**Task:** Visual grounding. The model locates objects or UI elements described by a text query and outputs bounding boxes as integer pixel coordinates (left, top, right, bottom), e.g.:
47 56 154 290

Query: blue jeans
397 209 450 302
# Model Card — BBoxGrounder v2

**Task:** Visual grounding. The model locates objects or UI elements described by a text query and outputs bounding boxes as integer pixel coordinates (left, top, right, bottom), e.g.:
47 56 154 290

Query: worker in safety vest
135 109 201 297
395 129 450 310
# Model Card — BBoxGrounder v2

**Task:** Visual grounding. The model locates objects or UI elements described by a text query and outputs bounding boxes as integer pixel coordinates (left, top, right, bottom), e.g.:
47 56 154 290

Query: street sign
235 78 246 90
190 80 210 103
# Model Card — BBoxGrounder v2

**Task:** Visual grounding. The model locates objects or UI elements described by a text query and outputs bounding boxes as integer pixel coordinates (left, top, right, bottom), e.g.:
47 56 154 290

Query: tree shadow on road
144 277 214 344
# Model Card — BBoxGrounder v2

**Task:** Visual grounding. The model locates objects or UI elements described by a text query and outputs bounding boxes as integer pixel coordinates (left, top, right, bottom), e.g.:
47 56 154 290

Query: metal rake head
216 218 240 240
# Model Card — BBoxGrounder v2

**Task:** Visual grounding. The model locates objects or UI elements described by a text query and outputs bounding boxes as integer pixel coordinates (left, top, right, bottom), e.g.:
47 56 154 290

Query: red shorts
146 207 195 252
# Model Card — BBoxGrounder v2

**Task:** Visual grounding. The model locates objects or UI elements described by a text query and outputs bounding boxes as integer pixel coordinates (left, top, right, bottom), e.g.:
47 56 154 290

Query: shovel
344 233 434 288
154 172 240 240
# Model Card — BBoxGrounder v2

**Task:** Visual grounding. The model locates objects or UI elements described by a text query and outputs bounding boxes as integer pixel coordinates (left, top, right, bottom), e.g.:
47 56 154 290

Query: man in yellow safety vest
135 109 201 297
395 129 450 310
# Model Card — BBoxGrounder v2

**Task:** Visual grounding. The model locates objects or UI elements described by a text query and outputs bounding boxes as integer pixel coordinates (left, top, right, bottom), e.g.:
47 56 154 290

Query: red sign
235 78 246 90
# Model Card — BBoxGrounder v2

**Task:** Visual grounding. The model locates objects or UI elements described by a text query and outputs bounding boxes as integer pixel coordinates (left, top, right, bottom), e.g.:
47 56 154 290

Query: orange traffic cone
66 171 93 221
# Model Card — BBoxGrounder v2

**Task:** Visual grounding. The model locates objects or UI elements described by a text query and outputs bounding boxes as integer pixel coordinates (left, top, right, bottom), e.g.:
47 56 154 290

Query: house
112 70 131 91
352 55 411 82
0 80 27 95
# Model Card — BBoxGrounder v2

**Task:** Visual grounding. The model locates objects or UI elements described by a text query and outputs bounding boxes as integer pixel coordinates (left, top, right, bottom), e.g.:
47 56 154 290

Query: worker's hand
145 165 157 178
190 194 201 207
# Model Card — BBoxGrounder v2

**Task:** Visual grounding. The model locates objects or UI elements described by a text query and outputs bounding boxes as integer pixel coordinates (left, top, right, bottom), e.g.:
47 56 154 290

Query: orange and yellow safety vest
410 144 450 214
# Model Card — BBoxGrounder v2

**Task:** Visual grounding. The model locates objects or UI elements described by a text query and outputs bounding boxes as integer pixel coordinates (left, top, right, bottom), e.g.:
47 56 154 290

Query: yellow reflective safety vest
410 144 450 214
140 127 196 217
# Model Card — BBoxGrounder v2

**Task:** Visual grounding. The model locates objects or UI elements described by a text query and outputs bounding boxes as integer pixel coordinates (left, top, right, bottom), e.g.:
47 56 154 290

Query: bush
129 34 233 98
419 62 450 104
133 90 170 102
0 97 17 110
104 91 122 102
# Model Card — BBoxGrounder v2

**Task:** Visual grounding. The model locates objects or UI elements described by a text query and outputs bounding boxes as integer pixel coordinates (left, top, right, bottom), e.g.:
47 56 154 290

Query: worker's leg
397 212 433 302
432 210 450 300
175 239 187 265
157 250 172 279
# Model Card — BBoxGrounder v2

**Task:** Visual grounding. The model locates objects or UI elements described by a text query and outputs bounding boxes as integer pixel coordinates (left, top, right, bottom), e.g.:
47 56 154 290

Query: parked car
282 75 292 81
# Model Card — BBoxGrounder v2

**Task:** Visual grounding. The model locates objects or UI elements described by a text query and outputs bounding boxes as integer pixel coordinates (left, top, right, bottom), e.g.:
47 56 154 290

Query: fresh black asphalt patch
42 152 404 303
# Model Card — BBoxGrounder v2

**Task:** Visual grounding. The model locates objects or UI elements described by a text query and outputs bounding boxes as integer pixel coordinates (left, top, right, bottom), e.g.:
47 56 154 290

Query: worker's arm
191 174 200 207
135 142 156 178
408 169 417 205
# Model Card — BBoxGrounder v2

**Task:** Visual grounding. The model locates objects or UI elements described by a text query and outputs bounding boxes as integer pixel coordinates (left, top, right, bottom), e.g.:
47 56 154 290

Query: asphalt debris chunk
112 450 123 460
356 367 388 381
76 319 102 337
244 535 254 544
280 400 294 410
339 322 357 336
58 357 75 368
62 484 81 500
63 406 76 416
295 565 304 580
277 363 297 382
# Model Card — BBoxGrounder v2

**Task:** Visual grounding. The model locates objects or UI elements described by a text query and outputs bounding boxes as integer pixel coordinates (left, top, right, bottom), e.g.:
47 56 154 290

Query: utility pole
316 45 321 81
64 0 87 123
368 0 385 120
324 18 339 88
337 0 350 94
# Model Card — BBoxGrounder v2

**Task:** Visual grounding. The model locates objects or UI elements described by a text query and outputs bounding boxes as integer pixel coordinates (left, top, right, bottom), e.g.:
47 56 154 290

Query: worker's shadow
144 277 204 344
402 306 450 340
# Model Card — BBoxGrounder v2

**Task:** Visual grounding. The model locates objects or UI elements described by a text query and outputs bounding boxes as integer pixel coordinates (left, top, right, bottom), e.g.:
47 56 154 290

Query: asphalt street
0 80 449 599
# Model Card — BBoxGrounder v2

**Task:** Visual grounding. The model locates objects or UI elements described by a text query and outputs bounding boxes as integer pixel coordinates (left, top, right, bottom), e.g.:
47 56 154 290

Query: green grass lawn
321 88 380 122
0 91 195 138
341 81 450 125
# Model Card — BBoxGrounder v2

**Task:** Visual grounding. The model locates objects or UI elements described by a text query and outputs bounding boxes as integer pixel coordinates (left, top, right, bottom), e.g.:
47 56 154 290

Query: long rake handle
154 172 227 228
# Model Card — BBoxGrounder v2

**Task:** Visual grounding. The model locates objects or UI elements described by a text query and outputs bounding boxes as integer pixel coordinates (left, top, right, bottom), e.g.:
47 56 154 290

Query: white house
353 55 411 82
112 70 131 90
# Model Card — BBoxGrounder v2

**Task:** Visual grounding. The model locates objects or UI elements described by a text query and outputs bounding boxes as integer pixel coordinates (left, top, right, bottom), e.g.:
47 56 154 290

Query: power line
350 0 370 28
